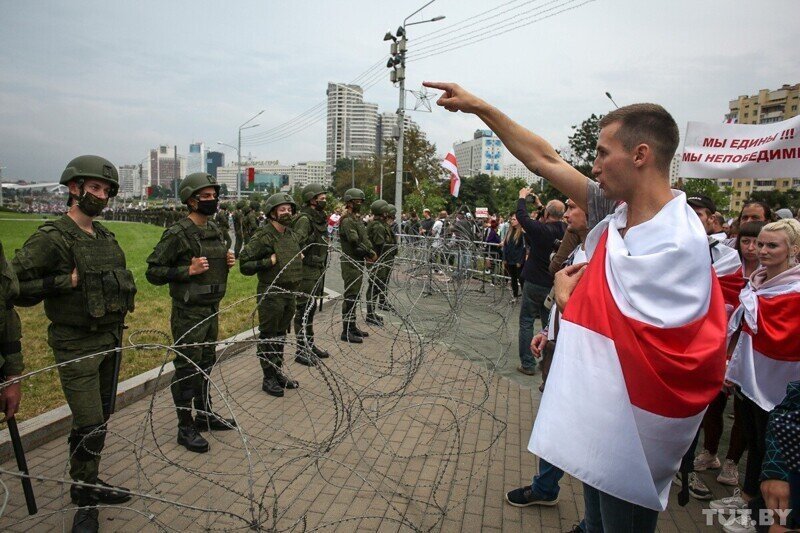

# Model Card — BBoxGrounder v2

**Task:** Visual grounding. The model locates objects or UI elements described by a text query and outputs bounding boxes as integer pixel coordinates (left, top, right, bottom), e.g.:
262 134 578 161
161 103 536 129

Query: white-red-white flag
529 193 727 511
442 152 460 197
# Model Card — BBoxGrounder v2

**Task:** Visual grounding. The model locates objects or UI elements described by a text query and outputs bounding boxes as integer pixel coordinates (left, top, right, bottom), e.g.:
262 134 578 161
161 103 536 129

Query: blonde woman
714 218 800 514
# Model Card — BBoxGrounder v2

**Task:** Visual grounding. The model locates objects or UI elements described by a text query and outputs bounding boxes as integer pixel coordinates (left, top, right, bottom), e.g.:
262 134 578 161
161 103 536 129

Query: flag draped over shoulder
529 192 727 511
711 241 746 313
726 276 800 412
442 152 460 197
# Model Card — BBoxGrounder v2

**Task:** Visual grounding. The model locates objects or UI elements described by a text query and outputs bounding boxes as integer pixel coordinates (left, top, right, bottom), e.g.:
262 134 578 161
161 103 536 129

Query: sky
1 0 798 182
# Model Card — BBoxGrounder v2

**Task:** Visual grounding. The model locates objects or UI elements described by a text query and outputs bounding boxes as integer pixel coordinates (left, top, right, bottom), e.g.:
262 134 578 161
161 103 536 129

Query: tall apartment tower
325 83 379 174
148 145 185 188
453 130 504 178
187 142 207 174
376 112 420 156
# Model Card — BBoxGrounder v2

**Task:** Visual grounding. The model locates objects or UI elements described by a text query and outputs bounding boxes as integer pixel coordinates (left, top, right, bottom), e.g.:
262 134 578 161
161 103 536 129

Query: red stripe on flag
743 292 800 362
562 231 727 418
718 270 746 310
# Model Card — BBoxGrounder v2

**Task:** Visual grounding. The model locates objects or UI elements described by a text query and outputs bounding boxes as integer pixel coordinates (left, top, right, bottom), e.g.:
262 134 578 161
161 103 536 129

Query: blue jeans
518 282 551 369
582 482 659 533
530 458 564 500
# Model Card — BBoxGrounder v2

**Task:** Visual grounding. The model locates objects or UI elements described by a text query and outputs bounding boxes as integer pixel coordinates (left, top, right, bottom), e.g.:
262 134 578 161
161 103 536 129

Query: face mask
77 191 108 217
314 200 327 211
351 203 362 214
195 198 219 216
277 214 293 225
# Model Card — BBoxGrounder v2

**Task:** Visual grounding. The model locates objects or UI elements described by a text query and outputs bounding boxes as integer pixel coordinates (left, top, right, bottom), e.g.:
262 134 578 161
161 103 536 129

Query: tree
679 178 733 214
563 113 603 178
750 188 800 214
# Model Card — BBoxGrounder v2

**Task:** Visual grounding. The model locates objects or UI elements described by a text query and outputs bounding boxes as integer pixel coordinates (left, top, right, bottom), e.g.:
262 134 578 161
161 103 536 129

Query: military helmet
370 199 389 216
236 200 247 210
249 200 261 211
264 192 297 216
60 155 120 197
179 173 219 204
220 202 230 211
301 183 326 204
343 188 365 203
383 203 397 217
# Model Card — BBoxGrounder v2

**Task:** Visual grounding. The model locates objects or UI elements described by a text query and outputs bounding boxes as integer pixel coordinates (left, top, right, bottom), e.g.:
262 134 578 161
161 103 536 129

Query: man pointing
424 81 727 531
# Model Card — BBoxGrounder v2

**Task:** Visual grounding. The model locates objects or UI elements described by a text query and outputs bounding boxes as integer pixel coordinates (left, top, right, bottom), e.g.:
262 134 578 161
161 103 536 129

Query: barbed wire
0 235 517 531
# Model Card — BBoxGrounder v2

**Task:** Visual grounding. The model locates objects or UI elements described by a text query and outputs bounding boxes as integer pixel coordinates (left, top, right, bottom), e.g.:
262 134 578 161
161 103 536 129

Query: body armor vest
383 221 398 260
170 219 229 305
297 207 328 270
258 226 303 290
339 214 369 259
44 217 136 328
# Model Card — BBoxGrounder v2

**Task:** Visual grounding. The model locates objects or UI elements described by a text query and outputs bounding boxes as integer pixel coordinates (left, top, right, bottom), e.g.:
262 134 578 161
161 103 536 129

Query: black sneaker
504 486 559 507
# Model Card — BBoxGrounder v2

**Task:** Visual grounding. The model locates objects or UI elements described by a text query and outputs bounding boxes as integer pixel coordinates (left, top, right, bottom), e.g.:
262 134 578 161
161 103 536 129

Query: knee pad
68 425 107 462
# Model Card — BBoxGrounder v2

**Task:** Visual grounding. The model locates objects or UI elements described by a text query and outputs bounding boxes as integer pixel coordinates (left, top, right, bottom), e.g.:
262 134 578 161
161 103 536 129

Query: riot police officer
145 173 237 454
215 202 233 250
377 204 399 312
233 200 246 258
13 155 136 532
292 184 330 366
365 200 389 326
239 193 303 397
338 188 376 343
0 241 23 421
243 200 260 244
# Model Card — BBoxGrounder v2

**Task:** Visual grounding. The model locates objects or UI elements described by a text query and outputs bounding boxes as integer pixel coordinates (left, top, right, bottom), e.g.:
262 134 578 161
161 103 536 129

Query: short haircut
739 200 772 222
599 103 680 172
545 200 565 220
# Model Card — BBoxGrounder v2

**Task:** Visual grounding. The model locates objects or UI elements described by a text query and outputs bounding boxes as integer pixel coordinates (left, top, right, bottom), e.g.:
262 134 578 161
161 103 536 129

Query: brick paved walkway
0 296 738 532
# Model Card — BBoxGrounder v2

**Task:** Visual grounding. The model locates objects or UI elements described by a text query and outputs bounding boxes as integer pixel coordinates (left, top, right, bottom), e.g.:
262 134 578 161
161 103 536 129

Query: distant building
206 151 224 179
216 160 328 193
326 83 379 174
187 142 207 175
725 83 800 211
503 162 541 185
118 164 142 198
376 112 420 156
453 130 504 178
148 145 185 188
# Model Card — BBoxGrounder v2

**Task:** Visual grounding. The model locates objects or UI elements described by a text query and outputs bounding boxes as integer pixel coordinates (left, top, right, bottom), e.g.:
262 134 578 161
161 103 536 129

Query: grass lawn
1 218 259 421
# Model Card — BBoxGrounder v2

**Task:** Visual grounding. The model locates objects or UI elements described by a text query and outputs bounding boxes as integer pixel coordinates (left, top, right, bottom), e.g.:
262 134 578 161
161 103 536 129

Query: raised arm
423 81 590 212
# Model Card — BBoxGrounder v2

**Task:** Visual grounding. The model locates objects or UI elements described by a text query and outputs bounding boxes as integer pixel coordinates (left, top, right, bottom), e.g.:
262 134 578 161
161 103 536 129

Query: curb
0 288 342 463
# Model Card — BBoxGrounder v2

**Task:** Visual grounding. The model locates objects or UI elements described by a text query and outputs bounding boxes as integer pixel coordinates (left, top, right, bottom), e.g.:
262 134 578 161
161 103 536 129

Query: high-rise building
148 145 185 188
326 83 379 174
453 130 504 178
187 142 207 174
118 164 142 198
503 162 541 185
376 112 420 156
206 151 224 179
724 83 800 211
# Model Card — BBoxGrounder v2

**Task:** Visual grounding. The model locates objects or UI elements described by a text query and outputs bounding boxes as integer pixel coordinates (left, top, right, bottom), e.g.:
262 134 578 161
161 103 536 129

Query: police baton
1 374 37 515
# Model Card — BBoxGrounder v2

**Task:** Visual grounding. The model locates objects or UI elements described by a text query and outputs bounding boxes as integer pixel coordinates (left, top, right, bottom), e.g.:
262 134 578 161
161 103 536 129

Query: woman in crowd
502 214 525 299
711 219 800 521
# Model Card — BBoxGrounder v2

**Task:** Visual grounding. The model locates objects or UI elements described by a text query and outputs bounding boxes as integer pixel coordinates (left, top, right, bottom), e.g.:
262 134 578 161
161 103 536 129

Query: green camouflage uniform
292 205 329 351
366 217 396 314
243 205 259 245
339 212 373 327
12 215 135 486
232 206 244 257
214 209 232 250
145 218 229 421
0 242 24 378
239 221 303 371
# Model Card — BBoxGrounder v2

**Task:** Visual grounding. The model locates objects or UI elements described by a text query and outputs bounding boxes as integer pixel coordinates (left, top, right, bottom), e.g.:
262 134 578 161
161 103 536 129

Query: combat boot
71 488 99 533
294 335 316 366
70 480 131 505
176 410 209 453
365 304 384 326
310 343 330 359
352 324 370 337
194 376 237 432
261 364 284 397
341 323 363 343
273 356 299 389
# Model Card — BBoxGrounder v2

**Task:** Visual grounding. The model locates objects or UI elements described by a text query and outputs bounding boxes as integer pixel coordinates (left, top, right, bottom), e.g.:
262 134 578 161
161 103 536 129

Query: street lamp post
217 141 241 198
385 2 445 227
236 110 264 200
